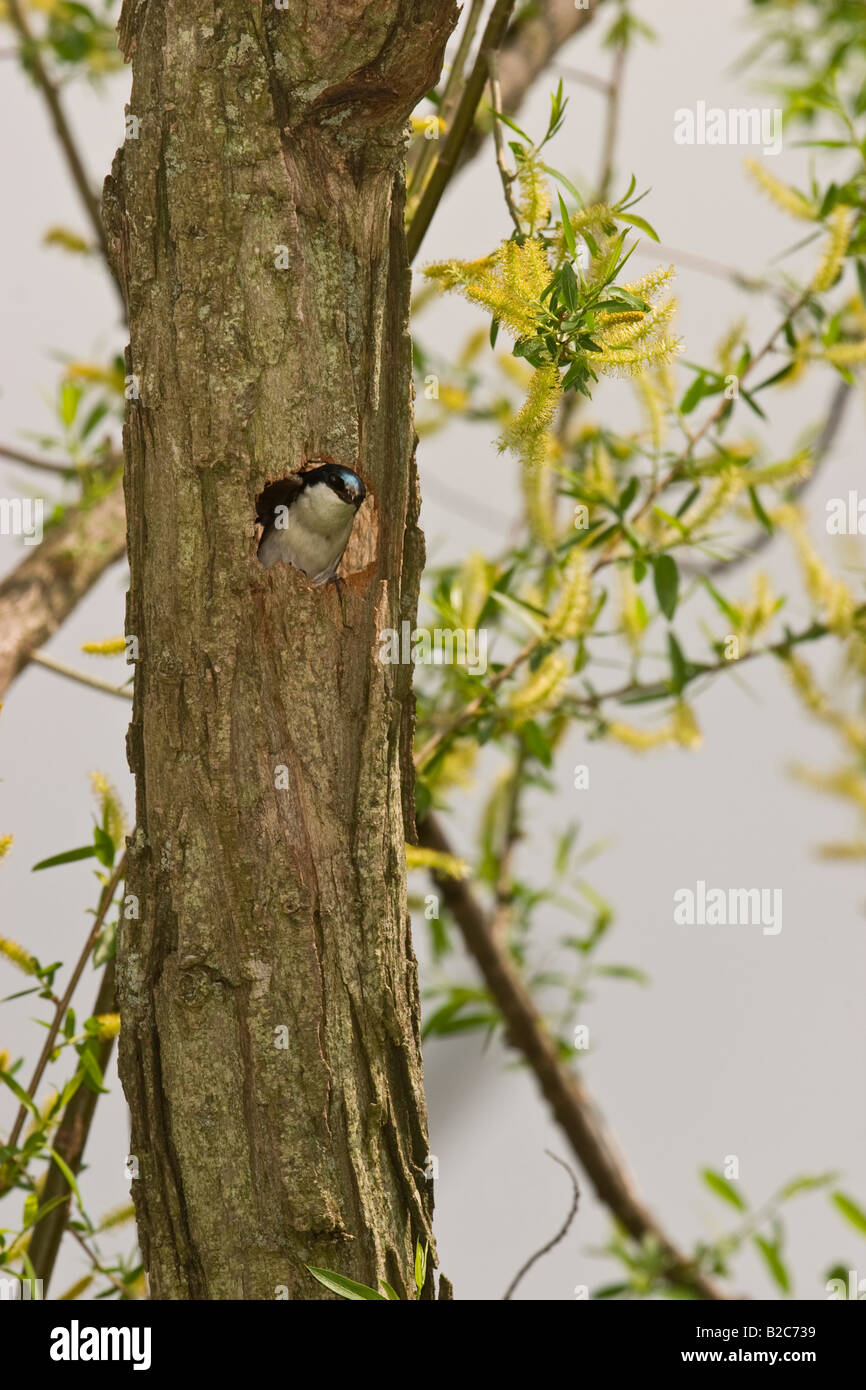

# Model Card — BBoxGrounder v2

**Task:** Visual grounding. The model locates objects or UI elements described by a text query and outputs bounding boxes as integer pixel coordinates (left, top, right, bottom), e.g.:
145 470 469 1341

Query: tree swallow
256 463 366 584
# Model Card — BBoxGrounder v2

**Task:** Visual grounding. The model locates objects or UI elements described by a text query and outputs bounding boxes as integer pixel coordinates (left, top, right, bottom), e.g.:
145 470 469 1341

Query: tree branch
27 961 118 1291
0 486 126 699
30 651 133 702
408 0 519 261
419 811 731 1300
4 854 126 1156
4 0 121 302
503 1150 579 1300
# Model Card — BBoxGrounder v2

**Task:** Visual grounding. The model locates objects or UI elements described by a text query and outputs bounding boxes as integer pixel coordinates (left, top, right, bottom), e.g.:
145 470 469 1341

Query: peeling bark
106 0 456 1299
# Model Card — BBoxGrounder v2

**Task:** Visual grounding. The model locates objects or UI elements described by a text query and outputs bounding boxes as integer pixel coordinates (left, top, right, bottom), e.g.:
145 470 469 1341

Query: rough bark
106 0 456 1300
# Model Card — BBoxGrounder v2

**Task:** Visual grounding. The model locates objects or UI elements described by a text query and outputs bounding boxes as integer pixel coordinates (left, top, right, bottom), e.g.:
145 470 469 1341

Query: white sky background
0 0 863 1301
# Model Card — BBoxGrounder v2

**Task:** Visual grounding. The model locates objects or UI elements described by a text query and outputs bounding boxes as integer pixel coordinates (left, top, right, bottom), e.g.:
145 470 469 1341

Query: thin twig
419 812 730 1300
67 1225 130 1299
31 651 133 702
408 0 519 262
633 240 769 294
596 36 627 201
409 0 485 196
555 63 614 95
488 51 523 233
5 855 127 1155
687 379 852 579
503 1151 580 1299
28 961 118 1290
4 0 119 299
415 635 536 769
0 444 80 477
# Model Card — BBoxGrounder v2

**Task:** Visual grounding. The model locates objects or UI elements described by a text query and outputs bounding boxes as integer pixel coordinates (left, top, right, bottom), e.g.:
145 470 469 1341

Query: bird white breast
258 484 356 584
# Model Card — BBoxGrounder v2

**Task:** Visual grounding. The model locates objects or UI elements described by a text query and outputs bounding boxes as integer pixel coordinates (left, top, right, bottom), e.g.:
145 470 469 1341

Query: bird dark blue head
256 461 367 583
303 463 366 509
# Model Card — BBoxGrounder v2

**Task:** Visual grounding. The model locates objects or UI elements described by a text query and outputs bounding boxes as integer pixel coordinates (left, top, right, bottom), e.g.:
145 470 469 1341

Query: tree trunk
104 0 456 1300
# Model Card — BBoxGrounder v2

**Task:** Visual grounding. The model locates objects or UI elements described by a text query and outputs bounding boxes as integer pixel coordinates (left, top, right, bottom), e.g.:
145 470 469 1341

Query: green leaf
32 845 97 872
543 165 584 206
48 1147 82 1206
679 373 708 416
559 193 577 257
592 963 649 985
76 1044 108 1094
414 1239 428 1295
379 1280 401 1301
831 1191 866 1238
748 485 774 535
521 720 553 768
618 476 639 514
0 1067 40 1120
93 825 116 869
653 554 679 621
667 633 689 694
618 210 659 242
753 1235 790 1294
490 110 531 143
701 1168 747 1211
306 1266 387 1300
59 381 81 427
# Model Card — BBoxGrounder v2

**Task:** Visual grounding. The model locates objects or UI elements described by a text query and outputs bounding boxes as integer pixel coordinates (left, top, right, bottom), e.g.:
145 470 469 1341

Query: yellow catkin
619 569 646 650
633 371 667 449
744 159 817 220
0 936 39 977
0 835 12 862
599 298 677 349
517 157 552 232
783 655 866 753
791 765 866 814
823 340 866 366
678 469 743 537
817 841 866 861
90 772 128 849
778 506 856 634
455 552 491 631
812 206 854 293
715 319 746 375
435 741 478 791
745 450 812 486
58 1276 95 1301
670 702 702 749
607 702 701 752
81 637 127 656
427 237 552 339
410 114 445 137
96 1202 137 1232
588 335 681 378
620 265 675 303
93 1013 121 1040
405 845 469 880
509 653 570 719
522 461 556 550
547 549 591 639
